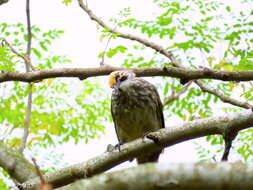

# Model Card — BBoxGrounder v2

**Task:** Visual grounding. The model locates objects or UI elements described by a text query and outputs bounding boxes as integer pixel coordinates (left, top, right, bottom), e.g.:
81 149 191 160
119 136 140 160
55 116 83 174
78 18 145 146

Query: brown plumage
109 70 164 164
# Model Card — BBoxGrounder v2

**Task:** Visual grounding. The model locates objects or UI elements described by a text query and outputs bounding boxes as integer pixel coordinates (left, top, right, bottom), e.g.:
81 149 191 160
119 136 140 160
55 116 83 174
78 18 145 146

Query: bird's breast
112 87 161 142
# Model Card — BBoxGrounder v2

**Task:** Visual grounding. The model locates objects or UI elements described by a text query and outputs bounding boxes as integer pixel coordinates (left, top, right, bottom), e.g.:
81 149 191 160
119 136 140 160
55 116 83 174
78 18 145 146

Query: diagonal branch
31 158 53 190
1 38 36 71
195 80 252 109
22 110 253 190
77 0 181 67
77 0 252 110
163 81 192 106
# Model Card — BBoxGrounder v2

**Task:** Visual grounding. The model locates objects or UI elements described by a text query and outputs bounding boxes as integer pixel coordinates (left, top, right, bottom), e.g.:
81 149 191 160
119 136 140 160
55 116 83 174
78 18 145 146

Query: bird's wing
136 78 165 129
111 91 122 143
154 86 165 129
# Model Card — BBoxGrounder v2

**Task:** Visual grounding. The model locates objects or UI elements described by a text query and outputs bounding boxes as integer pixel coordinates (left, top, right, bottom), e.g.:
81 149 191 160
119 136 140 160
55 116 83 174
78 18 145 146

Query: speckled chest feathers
111 77 164 143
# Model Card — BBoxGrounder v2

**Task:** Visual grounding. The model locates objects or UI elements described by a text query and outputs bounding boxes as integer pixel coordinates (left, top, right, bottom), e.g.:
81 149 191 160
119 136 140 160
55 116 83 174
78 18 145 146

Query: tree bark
0 141 36 182
1 66 253 83
78 162 253 190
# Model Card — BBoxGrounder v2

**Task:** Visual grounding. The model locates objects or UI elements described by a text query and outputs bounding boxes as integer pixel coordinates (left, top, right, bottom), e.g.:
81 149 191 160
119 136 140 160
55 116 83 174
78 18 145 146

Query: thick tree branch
77 0 252 110
1 66 253 83
0 141 36 183
22 110 253 189
75 162 253 190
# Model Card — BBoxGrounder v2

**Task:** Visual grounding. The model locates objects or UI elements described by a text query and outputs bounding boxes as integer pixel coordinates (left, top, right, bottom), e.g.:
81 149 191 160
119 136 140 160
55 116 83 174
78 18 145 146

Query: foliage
62 0 72 6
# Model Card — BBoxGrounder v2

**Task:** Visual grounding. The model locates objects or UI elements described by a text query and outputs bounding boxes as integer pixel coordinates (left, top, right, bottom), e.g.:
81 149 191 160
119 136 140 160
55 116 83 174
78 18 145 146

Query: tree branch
1 38 36 71
31 158 53 190
22 110 253 190
195 80 252 109
1 66 253 83
74 162 253 190
77 0 181 67
0 141 36 183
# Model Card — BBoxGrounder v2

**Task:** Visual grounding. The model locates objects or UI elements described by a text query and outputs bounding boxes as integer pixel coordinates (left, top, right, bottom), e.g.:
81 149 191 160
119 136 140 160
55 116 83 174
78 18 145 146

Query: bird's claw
114 142 123 152
141 132 150 142
106 142 123 152
145 132 162 147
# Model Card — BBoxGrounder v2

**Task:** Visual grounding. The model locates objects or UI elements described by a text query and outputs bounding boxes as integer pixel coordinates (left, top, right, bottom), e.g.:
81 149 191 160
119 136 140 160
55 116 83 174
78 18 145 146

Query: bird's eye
120 75 127 81
119 72 127 81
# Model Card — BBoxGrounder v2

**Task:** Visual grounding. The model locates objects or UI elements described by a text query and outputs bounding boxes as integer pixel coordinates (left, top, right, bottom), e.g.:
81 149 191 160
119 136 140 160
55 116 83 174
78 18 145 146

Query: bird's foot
106 142 123 152
114 142 123 152
144 132 163 147
141 132 151 142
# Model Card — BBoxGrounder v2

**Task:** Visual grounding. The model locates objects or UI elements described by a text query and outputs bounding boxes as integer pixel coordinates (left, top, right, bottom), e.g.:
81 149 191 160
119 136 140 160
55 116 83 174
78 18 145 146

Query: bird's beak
114 79 121 90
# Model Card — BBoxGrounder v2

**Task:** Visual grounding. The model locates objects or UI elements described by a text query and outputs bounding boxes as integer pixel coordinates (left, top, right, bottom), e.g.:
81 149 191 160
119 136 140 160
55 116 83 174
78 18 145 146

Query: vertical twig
19 0 33 153
25 0 32 69
100 34 113 65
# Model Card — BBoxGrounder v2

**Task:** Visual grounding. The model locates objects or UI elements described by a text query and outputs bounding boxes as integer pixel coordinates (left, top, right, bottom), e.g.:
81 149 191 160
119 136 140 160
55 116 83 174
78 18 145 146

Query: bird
109 70 165 164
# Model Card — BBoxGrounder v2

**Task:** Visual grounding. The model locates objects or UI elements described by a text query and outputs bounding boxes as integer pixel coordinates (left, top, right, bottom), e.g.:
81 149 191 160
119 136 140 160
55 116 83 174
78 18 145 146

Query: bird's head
109 70 136 90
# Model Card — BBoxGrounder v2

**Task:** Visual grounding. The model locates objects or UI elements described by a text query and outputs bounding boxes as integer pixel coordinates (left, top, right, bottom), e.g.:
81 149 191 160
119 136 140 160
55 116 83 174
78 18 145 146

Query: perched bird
109 70 164 164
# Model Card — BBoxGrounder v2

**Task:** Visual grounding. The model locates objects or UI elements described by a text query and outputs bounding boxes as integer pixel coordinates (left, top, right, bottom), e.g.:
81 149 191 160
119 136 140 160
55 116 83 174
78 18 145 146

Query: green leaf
226 6 231 12
39 42 48 51
62 0 72 6
32 48 42 58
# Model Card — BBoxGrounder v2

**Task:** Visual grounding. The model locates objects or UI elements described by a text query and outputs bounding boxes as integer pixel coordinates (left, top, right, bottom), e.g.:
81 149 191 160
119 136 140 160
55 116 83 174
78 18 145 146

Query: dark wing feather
136 78 165 129
111 91 122 143
154 86 165 129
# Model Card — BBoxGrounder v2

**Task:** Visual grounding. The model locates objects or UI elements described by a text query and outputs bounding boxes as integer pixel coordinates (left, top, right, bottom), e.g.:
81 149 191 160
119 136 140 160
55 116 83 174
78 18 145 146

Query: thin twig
195 80 252 109
101 34 114 65
100 7 125 65
31 158 53 190
163 81 192 106
77 0 252 109
1 38 36 71
25 0 32 70
19 0 33 153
